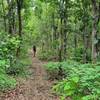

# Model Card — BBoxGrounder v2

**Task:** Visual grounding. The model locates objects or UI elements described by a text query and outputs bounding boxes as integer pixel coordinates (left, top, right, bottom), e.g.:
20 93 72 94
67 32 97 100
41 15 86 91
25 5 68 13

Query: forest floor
0 51 59 100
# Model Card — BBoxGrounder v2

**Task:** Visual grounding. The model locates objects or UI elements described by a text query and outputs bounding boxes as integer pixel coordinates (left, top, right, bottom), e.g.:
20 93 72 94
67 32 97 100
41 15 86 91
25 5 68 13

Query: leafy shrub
0 32 20 60
74 47 83 62
73 47 91 62
0 74 16 91
6 58 29 76
44 62 60 79
0 60 16 91
6 63 23 76
38 51 49 60
38 50 58 61
53 77 79 100
45 61 100 100
44 60 79 79
0 32 19 90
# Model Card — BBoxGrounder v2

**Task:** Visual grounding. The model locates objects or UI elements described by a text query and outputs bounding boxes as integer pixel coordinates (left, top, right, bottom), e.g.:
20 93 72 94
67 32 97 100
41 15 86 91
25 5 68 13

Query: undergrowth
38 50 58 61
0 32 31 91
0 60 16 91
44 61 100 100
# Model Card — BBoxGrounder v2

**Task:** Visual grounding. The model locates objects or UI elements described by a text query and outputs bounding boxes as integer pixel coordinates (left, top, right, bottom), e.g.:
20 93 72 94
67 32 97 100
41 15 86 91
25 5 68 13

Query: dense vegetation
0 0 31 91
45 61 100 100
0 0 100 100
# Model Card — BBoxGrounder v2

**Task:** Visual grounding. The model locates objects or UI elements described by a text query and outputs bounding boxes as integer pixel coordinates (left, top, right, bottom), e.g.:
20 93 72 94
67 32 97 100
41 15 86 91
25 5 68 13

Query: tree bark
91 0 99 63
16 0 22 37
83 26 88 63
7 0 13 33
16 0 23 57
2 0 7 32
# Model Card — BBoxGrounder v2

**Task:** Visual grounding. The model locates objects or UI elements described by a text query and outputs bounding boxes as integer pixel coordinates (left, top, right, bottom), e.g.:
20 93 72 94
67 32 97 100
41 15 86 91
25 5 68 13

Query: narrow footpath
0 51 59 100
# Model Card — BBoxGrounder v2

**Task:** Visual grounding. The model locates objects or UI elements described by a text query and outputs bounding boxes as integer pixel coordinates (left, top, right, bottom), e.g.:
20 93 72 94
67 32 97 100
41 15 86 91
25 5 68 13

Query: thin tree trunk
7 0 12 33
2 0 7 32
74 32 77 59
83 26 88 63
17 0 22 37
12 2 16 33
91 0 98 63
63 11 67 60
16 0 22 56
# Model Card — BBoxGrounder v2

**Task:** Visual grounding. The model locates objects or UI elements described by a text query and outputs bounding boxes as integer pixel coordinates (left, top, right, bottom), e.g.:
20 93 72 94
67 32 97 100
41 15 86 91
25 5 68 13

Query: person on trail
33 45 36 57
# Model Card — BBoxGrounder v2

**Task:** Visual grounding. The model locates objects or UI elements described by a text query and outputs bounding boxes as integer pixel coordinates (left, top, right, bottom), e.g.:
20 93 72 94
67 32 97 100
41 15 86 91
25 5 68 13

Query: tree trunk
2 0 7 32
16 0 22 57
16 0 22 37
83 26 88 63
63 10 67 60
7 0 13 33
91 0 98 63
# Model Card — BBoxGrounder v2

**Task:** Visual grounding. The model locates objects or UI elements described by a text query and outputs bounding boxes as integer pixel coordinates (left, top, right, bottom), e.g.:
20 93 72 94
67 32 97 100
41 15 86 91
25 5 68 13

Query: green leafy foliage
38 50 58 61
0 74 16 91
0 32 20 90
53 77 79 100
0 32 20 60
45 61 100 100
0 60 16 91
44 62 60 79
44 60 79 79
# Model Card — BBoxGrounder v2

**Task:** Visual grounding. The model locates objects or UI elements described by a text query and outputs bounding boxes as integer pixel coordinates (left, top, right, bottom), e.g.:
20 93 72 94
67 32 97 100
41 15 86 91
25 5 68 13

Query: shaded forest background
0 0 100 100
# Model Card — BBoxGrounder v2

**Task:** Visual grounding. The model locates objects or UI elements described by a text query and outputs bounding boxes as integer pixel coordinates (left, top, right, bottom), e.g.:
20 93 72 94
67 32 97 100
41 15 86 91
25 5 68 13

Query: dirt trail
0 51 59 100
